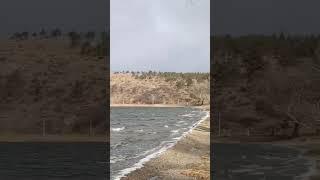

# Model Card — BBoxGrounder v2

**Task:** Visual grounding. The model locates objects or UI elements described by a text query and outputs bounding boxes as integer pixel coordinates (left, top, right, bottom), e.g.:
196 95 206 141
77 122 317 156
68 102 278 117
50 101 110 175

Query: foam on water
112 127 125 132
180 113 195 117
170 130 179 133
110 155 126 164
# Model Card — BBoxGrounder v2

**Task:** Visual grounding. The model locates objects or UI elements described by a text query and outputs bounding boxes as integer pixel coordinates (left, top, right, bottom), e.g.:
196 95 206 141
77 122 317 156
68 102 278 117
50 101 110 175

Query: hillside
0 38 108 135
111 72 210 106
212 34 320 138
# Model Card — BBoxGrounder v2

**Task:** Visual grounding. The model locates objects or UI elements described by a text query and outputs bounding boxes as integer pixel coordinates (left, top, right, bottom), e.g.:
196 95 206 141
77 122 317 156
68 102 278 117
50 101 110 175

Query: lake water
0 142 107 180
213 143 313 180
110 107 208 180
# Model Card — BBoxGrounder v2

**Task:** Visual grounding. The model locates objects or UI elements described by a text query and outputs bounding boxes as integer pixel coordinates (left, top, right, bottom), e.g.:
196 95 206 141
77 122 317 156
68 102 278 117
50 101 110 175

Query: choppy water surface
0 142 107 180
110 107 208 179
213 143 313 180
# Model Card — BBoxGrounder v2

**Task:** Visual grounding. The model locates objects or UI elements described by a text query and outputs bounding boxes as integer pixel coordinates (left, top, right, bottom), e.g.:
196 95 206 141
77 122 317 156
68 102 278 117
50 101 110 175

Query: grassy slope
111 73 210 106
0 39 107 136
212 38 320 138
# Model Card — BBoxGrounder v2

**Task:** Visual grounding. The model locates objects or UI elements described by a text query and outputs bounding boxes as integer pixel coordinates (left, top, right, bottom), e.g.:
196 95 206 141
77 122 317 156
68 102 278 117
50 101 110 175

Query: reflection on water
213 143 312 180
0 142 107 180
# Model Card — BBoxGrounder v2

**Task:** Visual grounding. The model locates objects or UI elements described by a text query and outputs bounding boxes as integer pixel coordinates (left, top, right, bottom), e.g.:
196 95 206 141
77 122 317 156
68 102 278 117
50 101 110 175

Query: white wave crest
110 155 125 164
179 113 195 117
170 129 179 134
112 127 125 132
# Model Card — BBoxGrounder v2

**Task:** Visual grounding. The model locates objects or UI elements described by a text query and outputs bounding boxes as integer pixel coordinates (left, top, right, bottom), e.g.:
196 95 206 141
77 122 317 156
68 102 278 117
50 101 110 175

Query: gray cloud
0 0 108 38
213 0 320 35
111 0 210 72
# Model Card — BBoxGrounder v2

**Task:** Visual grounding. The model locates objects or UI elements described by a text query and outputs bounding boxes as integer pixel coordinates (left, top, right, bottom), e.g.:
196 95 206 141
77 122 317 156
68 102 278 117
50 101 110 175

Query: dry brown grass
111 73 209 105
0 39 107 135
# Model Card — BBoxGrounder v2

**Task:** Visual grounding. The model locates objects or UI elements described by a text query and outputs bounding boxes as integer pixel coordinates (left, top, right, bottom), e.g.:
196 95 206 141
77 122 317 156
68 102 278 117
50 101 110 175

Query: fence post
218 112 221 137
90 119 92 136
43 118 46 137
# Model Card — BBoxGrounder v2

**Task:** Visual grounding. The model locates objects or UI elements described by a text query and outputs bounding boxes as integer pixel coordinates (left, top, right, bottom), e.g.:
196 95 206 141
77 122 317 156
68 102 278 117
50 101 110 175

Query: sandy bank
121 117 210 180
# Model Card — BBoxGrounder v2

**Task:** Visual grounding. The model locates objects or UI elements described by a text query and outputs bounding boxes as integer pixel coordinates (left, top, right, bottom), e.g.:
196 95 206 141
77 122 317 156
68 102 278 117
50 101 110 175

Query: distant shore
111 104 189 108
0 134 108 143
111 104 210 109
121 115 210 180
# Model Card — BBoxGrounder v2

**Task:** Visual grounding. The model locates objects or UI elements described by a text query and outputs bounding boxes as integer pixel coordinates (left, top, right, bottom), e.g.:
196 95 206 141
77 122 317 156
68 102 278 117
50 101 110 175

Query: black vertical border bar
210 0 214 179
106 0 111 178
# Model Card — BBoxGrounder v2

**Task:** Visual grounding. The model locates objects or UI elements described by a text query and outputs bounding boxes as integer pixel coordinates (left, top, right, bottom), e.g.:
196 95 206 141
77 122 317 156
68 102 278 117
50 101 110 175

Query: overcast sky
111 0 210 73
0 0 108 38
213 0 320 35
3 0 318 71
